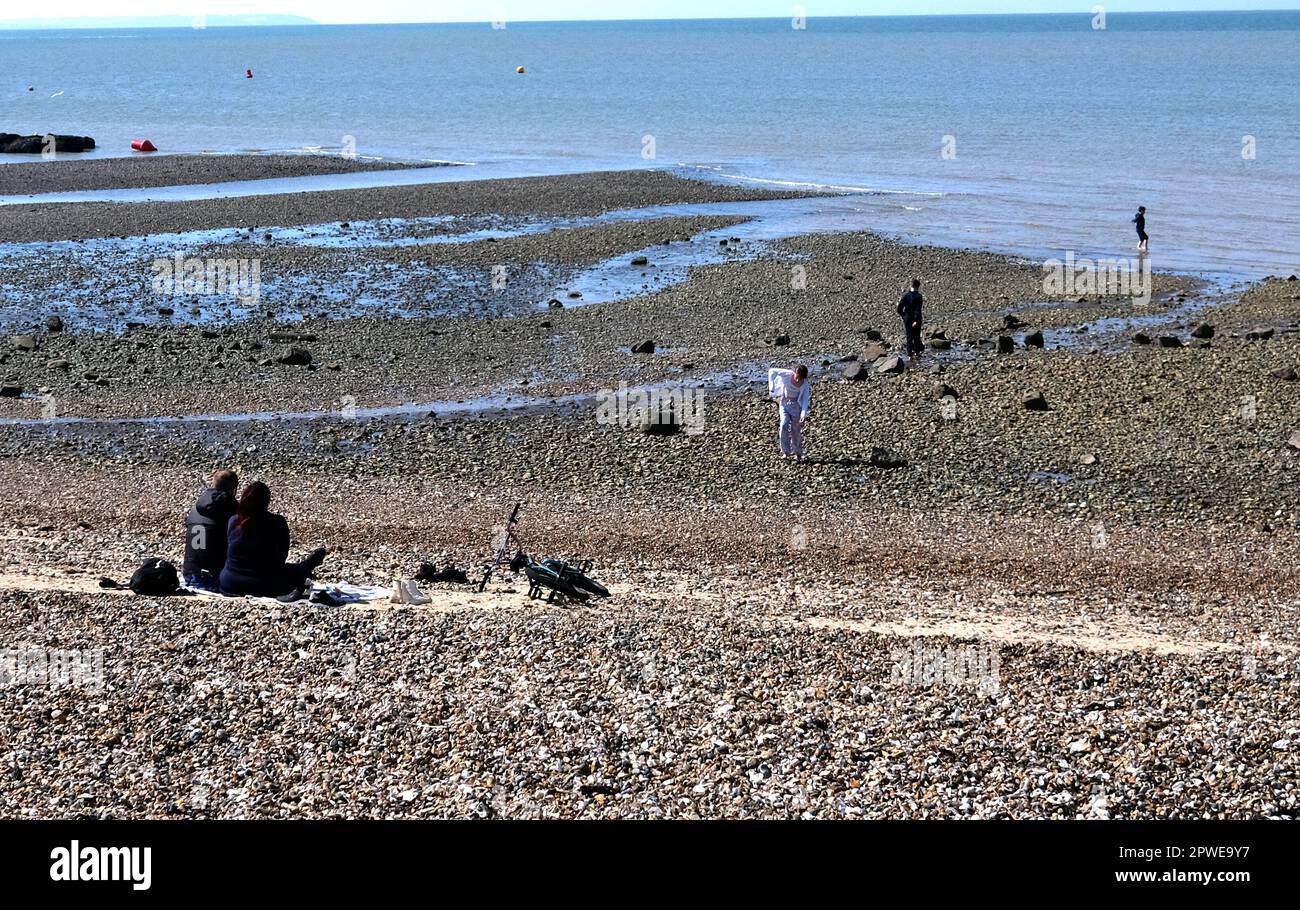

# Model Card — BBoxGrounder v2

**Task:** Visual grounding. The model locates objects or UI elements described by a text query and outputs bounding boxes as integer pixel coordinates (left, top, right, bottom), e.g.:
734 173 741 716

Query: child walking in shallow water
1133 205 1149 253
768 364 811 462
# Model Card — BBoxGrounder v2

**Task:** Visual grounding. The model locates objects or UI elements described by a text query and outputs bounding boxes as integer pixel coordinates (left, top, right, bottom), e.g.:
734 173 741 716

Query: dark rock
567 291 582 299
1156 335 1184 348
876 355 906 375
630 339 656 355
1023 391 1050 411
870 446 908 469
1002 314 1025 330
548 299 564 309
1247 327 1275 341
842 361 869 382
641 414 681 436
773 334 791 347
1191 322 1215 339
1023 330 1045 348
865 328 883 341
0 133 95 154
46 359 69 370
630 256 648 266
277 347 313 366
46 315 63 333
862 341 888 362
1270 366 1298 382
995 335 1015 354
929 338 952 350
1133 332 1152 345
935 383 960 400
0 383 21 397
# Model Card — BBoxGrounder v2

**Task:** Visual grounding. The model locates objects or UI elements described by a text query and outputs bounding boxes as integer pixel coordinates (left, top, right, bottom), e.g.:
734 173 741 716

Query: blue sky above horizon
6 1 1300 26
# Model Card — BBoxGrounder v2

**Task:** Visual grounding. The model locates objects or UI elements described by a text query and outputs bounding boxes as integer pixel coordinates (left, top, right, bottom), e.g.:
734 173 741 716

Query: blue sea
2 13 1298 276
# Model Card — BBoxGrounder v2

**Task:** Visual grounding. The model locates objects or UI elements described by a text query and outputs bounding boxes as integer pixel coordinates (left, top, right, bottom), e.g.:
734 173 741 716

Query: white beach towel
183 581 391 604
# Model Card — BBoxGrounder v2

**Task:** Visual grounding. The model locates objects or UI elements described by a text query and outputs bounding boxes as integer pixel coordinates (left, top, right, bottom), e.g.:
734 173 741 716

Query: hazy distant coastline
0 15 317 30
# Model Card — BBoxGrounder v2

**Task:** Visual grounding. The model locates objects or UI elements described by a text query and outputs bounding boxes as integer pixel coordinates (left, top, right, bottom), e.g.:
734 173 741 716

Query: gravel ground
1 577 1295 819
0 167 813 243
1 167 1297 819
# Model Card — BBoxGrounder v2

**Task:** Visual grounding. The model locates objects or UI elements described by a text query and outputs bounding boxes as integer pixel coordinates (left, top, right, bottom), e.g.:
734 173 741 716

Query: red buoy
131 139 157 152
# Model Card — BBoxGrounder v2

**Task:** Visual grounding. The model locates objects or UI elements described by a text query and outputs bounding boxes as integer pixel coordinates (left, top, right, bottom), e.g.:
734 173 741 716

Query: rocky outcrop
0 133 96 154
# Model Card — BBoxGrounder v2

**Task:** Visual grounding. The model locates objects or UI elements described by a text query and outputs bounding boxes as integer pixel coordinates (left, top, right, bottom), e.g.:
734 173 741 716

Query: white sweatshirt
768 368 811 420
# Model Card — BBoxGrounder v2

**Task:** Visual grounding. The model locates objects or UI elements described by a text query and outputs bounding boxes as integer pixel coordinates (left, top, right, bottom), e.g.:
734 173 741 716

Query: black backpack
129 558 181 596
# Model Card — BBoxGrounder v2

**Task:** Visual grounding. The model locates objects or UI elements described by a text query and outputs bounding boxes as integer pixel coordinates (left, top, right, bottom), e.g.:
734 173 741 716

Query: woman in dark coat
219 481 326 597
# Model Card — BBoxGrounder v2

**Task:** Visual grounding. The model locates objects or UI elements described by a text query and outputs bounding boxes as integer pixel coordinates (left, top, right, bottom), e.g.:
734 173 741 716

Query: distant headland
0 15 318 30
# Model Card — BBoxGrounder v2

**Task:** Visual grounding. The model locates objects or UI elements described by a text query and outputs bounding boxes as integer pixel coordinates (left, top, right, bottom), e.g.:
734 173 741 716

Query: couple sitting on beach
182 469 327 598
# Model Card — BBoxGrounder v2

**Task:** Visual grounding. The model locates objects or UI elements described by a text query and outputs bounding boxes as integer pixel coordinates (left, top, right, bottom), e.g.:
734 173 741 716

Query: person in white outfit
768 364 811 461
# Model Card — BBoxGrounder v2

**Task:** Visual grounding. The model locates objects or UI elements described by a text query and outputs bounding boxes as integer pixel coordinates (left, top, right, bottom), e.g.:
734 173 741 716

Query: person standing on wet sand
1133 205 1149 253
768 364 811 462
897 278 924 359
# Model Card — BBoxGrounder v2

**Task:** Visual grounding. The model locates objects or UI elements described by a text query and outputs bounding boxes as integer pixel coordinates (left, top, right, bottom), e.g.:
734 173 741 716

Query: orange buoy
131 139 157 152
516 66 525 74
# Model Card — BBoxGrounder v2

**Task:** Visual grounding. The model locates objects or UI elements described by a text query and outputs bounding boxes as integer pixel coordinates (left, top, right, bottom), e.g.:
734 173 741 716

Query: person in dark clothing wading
183 469 239 588
219 481 327 598
1133 205 1149 253
897 278 925 359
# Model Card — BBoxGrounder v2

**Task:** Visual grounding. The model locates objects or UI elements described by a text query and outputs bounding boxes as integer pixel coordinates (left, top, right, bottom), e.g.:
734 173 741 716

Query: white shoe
402 580 431 605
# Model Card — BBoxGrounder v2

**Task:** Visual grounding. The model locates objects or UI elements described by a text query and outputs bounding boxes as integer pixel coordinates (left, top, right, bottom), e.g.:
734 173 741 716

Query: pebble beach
2 156 1298 820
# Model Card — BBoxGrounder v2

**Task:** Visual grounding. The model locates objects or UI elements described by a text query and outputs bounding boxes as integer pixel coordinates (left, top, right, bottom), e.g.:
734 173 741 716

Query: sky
6 1 1300 25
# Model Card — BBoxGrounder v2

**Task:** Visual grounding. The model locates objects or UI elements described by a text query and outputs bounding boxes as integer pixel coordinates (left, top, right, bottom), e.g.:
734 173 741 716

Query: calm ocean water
2 13 1298 276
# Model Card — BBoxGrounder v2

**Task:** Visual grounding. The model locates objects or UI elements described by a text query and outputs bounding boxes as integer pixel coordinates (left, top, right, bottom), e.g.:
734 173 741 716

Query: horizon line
1 8 1297 31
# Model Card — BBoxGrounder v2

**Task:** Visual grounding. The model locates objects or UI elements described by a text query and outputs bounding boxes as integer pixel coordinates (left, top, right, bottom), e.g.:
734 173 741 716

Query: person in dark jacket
897 278 924 358
1133 205 1149 253
183 469 239 587
219 481 327 598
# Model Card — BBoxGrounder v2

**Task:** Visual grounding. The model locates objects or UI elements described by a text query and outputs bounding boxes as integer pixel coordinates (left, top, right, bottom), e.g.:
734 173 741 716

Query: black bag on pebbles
128 558 182 596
